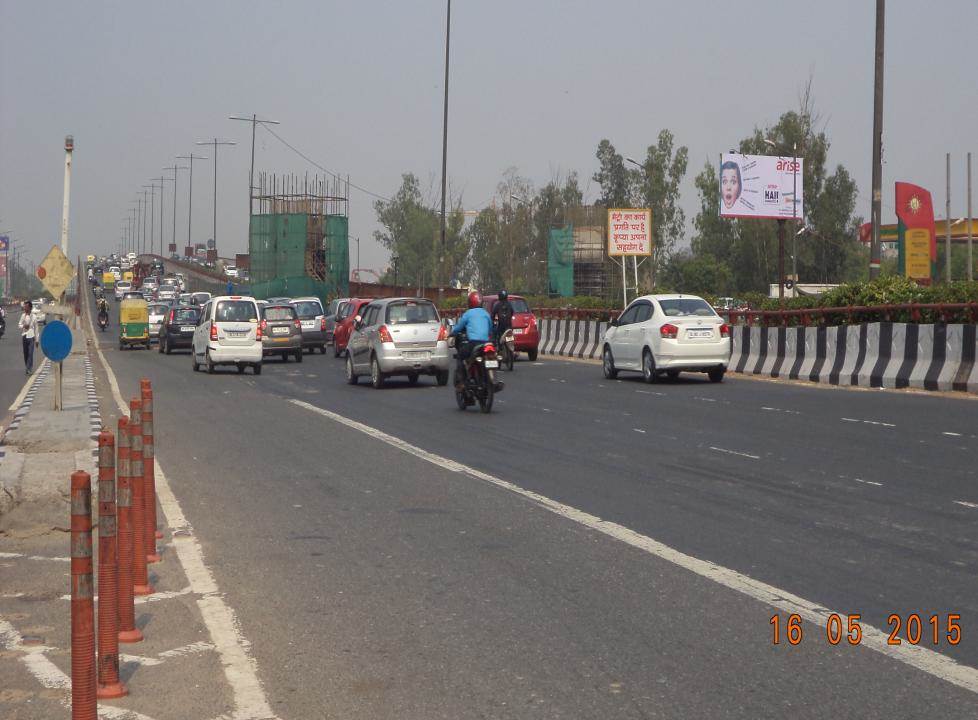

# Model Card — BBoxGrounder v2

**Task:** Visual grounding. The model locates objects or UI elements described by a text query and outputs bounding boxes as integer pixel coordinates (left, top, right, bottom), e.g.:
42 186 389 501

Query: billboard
895 182 936 284
607 208 652 256
719 154 804 220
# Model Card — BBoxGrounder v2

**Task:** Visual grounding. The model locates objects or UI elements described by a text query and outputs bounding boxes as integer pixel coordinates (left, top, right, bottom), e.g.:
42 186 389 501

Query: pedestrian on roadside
19 300 38 375
226 280 233 295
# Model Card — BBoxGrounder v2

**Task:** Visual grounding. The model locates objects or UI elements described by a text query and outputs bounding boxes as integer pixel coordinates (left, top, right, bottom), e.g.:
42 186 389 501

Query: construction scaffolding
249 173 350 301
547 206 619 299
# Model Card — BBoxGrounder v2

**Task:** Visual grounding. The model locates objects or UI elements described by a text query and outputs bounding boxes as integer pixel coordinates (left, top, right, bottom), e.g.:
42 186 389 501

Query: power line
260 125 390 203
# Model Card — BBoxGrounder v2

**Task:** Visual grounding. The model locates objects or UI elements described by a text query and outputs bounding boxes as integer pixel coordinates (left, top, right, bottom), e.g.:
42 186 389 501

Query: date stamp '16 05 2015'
771 613 962 647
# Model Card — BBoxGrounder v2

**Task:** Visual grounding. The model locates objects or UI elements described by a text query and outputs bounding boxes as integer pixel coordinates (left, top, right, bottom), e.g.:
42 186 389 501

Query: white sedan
601 294 731 383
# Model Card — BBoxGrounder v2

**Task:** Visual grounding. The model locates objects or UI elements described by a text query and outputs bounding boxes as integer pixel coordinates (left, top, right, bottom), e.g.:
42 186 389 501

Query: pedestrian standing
226 280 234 295
19 301 38 375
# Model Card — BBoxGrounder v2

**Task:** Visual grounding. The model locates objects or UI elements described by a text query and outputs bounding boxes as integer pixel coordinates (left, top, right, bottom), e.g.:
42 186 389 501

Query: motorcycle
450 332 503 413
97 305 109 332
498 328 516 371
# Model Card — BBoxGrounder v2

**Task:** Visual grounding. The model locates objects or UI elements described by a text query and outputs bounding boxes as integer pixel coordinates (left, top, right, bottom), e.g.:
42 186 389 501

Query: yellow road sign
38 245 76 299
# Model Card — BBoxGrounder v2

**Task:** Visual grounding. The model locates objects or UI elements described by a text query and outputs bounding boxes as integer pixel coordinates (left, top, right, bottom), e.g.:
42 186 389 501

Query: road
1 304 36 424
87 295 978 719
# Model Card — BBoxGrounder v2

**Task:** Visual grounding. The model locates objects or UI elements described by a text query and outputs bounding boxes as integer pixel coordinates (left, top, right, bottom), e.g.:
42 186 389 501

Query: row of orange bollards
71 379 160 719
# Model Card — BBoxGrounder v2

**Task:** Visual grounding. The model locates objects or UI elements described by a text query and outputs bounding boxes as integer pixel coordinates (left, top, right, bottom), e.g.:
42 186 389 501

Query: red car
332 298 374 357
482 293 539 361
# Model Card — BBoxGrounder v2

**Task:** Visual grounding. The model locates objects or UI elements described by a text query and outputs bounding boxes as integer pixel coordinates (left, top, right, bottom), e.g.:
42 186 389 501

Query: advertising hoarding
607 208 652 256
719 154 804 220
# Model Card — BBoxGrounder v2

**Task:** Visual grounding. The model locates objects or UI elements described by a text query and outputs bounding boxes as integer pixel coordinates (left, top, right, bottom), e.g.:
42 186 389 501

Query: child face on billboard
720 164 741 210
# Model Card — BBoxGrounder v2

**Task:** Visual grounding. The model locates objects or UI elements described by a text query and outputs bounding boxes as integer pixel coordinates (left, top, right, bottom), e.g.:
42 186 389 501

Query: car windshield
386 301 438 325
510 298 530 313
215 300 257 322
172 308 198 323
658 298 717 317
149 305 168 315
263 306 295 321
292 301 322 319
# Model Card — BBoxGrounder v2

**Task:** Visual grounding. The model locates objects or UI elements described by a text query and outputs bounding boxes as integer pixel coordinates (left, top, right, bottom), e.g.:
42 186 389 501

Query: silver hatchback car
345 297 451 388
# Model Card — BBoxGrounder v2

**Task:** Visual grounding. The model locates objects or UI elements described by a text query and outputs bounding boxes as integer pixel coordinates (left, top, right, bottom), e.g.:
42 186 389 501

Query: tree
661 251 734 297
592 139 631 209
373 173 468 288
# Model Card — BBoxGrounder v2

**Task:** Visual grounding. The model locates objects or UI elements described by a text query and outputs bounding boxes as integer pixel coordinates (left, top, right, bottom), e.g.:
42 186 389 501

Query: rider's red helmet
467 291 482 309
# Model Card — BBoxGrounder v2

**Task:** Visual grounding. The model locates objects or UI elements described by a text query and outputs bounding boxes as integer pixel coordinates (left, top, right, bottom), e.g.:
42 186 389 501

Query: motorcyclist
491 289 514 345
96 296 109 327
451 291 492 391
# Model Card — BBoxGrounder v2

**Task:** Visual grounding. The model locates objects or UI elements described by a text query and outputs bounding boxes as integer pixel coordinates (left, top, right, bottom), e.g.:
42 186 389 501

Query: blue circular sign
40 320 73 362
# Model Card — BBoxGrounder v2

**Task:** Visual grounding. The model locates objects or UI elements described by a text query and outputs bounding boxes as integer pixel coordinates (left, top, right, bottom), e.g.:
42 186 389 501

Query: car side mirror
353 315 363 330
610 318 619 327
444 318 455 329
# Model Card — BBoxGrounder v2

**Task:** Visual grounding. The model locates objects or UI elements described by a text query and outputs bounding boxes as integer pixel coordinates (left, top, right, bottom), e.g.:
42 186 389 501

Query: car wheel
708 367 725 383
407 373 419 386
295 349 303 363
320 344 327 354
206 352 215 374
253 363 262 375
158 337 164 354
642 349 657 384
237 363 245 374
435 370 449 386
527 348 538 362
192 351 199 372
281 351 289 363
346 353 358 384
370 356 385 389
165 338 172 355
334 343 342 358
602 346 618 379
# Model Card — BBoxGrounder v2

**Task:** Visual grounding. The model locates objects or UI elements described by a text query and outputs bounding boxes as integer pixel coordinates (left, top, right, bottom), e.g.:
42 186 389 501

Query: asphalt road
88 297 978 719
1 304 34 421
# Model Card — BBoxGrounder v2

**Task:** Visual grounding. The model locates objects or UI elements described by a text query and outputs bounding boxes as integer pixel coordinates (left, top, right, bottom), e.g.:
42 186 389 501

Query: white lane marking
90 307 278 720
942 432 963 437
693 396 717 403
542 408 552 413
633 428 646 434
761 406 802 415
636 390 666 396
58 586 193 603
7 366 44 412
854 478 884 487
0 552 70 562
841 417 896 428
288 398 978 695
953 501 978 509
708 446 760 460
1 616 158 719
123 641 216 668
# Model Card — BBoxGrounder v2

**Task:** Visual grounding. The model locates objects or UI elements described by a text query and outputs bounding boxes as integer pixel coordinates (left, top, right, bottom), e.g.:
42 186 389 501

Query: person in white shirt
19 301 38 375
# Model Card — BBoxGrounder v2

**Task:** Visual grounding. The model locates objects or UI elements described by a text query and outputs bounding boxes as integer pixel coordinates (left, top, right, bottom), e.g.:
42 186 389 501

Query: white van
192 296 263 375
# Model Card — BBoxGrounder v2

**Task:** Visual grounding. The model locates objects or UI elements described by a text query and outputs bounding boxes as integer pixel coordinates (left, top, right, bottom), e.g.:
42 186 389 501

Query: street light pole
164 165 188 255
196 139 236 259
141 190 149 256
869 0 885 279
177 153 207 254
229 114 279 217
143 184 156 257
438 0 452 284
792 141 798 282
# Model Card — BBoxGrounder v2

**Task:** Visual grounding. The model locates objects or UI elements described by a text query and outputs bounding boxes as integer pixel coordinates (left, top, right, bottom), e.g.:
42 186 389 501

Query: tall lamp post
143 184 157 257
765 139 801 305
229 114 279 217
164 165 188 255
176 153 207 255
195 138 236 260
438 0 452 285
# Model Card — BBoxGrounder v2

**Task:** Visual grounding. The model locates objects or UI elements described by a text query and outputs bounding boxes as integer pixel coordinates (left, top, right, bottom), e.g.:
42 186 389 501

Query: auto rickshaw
119 297 150 350
102 271 116 293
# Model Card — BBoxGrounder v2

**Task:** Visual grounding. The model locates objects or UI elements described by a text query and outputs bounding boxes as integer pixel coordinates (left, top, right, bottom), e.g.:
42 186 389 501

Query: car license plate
687 329 712 338
403 351 430 360
301 321 315 329
228 331 248 338
484 359 499 368
272 326 289 335
514 328 524 335
180 326 195 333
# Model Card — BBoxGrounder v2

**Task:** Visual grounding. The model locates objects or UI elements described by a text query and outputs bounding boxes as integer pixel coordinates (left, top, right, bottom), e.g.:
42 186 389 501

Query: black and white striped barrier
538 318 978 395
729 322 978 393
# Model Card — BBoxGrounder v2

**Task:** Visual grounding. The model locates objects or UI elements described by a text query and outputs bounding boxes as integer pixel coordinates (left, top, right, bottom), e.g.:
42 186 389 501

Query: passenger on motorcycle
491 289 514 345
451 291 492 391
96 297 109 326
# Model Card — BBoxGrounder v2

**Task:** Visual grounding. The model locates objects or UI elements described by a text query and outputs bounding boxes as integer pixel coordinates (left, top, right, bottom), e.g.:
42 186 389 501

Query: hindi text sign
607 208 652 257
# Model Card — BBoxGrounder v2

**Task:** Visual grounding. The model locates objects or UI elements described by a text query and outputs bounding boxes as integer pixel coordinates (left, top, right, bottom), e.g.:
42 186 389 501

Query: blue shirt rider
452 291 492 388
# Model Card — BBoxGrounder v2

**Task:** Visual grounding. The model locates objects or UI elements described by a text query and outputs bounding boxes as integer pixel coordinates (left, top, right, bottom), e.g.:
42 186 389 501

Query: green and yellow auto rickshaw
119 297 150 350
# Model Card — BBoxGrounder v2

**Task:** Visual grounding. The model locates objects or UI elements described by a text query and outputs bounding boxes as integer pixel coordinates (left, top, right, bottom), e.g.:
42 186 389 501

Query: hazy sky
2 0 976 274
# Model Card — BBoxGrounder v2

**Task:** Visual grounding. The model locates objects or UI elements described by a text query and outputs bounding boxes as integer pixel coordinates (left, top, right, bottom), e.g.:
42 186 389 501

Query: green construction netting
249 276 331 304
326 214 350 297
548 225 574 297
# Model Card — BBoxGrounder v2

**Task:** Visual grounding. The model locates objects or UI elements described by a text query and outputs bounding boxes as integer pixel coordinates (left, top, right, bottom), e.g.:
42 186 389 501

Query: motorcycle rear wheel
453 369 467 410
477 367 494 413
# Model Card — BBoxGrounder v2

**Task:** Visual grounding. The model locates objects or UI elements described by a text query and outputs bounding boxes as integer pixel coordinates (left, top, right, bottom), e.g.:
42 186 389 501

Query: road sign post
40 319 72 411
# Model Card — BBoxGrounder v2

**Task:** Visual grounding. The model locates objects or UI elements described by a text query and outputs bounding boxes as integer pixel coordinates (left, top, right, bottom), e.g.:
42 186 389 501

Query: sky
1 0 976 275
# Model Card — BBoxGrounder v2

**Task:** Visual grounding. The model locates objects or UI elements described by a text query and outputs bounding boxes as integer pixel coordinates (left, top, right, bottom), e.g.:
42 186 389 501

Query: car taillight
256 323 262 341
378 325 394 343
210 324 218 341
320 316 327 332
260 319 267 333
660 323 679 339
169 310 175 323
720 323 730 338
437 324 448 341
294 318 301 331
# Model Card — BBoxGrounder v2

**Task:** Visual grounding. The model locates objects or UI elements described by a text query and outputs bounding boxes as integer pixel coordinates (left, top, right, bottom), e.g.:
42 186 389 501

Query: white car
115 280 132 301
192 295 263 375
224 265 238 278
601 294 731 383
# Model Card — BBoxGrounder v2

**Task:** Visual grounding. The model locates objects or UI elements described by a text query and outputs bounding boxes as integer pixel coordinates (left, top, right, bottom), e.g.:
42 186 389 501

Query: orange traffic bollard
70 470 97 720
129 397 154 596
116 417 143 644
141 379 160 562
96 431 127 699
